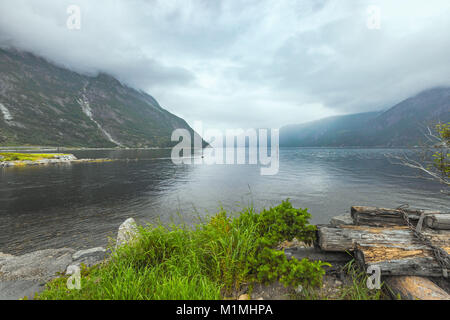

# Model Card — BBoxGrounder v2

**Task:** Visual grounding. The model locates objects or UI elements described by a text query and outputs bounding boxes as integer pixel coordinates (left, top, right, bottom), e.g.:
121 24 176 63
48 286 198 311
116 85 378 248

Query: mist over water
0 148 448 255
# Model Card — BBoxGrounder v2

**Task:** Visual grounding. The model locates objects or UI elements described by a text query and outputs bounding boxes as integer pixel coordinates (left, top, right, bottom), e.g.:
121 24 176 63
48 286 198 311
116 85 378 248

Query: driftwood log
354 243 450 277
321 209 450 297
426 214 450 230
316 224 450 277
385 276 450 300
351 206 447 228
316 225 450 252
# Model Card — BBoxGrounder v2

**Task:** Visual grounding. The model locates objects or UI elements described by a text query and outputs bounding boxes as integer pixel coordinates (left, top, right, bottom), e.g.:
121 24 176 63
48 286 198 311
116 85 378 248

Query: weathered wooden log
351 206 445 228
426 214 450 230
354 243 450 277
351 206 421 227
385 276 450 300
316 225 450 252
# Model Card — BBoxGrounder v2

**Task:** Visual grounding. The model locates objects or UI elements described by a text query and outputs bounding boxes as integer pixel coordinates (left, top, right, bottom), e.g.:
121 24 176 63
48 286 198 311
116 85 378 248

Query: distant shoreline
0 152 113 167
0 146 173 152
0 145 421 153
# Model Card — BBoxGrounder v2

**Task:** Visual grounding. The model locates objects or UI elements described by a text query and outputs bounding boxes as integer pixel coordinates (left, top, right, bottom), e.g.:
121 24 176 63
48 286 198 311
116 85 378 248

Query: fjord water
0 148 448 254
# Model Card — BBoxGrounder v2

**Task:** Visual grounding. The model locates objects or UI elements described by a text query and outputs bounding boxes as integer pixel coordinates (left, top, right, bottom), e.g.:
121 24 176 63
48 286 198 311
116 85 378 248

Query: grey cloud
267 1 450 115
1 0 450 129
0 0 195 88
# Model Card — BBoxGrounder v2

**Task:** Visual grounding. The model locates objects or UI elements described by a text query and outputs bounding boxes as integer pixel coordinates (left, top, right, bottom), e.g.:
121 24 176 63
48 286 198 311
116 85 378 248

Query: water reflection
0 148 448 254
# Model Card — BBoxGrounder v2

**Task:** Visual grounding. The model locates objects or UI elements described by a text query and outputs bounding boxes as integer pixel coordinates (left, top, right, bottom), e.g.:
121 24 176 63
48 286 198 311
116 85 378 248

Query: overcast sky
1 0 450 130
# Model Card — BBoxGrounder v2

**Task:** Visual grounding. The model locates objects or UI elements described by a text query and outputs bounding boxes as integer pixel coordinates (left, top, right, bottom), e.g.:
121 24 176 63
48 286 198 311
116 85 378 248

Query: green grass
37 208 260 300
0 152 71 161
37 201 331 300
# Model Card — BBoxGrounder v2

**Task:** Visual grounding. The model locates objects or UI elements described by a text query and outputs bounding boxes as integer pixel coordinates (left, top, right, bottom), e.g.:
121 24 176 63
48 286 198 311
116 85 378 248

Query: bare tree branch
385 121 450 193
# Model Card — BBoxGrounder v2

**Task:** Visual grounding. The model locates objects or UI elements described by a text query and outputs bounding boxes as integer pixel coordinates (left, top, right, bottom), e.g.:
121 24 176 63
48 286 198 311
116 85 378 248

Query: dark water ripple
0 148 448 255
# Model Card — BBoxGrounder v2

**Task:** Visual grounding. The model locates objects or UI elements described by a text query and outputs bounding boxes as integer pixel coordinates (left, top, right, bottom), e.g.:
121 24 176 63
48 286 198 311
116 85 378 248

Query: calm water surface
0 148 448 254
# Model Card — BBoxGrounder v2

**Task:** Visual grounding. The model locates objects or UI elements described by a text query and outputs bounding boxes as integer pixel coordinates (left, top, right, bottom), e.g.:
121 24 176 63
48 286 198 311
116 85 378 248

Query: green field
0 152 70 161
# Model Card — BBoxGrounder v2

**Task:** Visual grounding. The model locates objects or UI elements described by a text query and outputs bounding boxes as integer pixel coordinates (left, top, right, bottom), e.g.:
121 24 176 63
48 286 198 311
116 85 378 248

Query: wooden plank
316 224 450 252
351 206 421 227
425 214 450 230
385 276 450 300
354 243 450 277
350 206 445 228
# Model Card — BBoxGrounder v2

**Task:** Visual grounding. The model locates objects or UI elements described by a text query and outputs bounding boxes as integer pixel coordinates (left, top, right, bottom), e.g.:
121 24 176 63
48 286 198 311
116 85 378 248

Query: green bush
245 200 329 288
256 200 317 246
252 247 327 287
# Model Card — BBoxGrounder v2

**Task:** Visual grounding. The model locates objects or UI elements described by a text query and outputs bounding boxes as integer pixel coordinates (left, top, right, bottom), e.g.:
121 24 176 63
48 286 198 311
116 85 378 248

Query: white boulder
116 218 139 248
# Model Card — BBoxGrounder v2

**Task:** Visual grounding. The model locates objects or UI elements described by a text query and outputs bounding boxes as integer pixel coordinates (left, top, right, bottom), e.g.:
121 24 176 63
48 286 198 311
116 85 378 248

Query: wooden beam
351 206 446 228
355 243 450 277
385 276 450 300
425 214 450 230
316 224 450 252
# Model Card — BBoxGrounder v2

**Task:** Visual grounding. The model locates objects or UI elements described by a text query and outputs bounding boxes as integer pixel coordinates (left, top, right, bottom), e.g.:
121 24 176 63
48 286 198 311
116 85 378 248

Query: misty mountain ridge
280 87 450 147
1 48 449 149
0 48 199 148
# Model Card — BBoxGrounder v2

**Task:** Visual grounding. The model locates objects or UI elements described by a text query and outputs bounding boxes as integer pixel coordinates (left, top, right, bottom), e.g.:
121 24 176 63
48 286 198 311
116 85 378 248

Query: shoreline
0 146 422 152
2 209 449 300
0 146 175 152
0 157 114 168
0 153 114 168
0 158 114 168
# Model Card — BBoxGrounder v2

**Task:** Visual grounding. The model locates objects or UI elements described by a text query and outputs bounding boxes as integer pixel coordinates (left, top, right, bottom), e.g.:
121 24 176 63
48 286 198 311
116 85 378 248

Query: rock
0 252 14 260
0 248 75 282
277 238 307 249
116 218 139 248
330 213 353 226
72 247 106 267
0 246 109 300
238 294 250 300
0 280 45 300
56 154 77 161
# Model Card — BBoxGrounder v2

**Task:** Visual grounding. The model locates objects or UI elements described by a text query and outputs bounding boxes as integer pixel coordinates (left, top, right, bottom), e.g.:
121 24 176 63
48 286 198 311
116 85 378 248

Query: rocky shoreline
2 213 448 300
0 154 113 167
0 218 138 300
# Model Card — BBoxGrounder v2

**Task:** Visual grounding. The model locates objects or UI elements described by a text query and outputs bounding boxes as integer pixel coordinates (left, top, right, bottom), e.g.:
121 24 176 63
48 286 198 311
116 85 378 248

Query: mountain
0 48 199 148
280 111 381 147
366 87 450 146
280 87 450 147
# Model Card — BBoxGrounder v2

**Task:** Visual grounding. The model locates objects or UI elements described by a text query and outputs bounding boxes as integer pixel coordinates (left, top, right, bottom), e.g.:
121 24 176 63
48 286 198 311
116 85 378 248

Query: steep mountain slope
0 48 198 148
280 111 381 147
280 87 450 147
366 87 450 146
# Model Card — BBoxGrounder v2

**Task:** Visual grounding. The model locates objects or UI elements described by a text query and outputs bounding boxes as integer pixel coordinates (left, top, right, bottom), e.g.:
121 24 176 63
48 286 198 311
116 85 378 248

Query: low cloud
1 0 450 129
